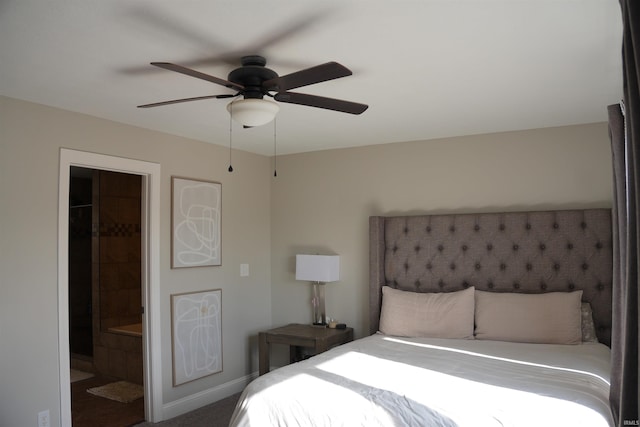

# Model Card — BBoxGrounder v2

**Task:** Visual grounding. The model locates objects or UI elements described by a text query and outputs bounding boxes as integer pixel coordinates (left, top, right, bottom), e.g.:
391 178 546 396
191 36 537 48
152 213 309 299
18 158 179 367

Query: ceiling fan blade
131 7 228 53
128 8 331 71
264 62 352 92
151 62 245 91
137 93 237 108
274 92 368 115
186 11 331 69
251 10 330 53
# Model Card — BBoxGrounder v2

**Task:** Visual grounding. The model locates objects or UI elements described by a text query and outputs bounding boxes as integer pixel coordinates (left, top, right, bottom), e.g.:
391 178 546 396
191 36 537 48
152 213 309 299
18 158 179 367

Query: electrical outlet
38 409 50 427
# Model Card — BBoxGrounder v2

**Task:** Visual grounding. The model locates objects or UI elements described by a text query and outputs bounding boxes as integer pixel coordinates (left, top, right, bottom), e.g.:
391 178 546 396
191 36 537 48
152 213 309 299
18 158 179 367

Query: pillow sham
581 302 599 343
474 290 583 344
379 286 475 339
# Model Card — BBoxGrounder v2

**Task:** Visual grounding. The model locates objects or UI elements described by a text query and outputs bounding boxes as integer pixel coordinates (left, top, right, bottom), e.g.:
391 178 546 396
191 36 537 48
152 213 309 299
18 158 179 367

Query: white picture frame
171 177 221 268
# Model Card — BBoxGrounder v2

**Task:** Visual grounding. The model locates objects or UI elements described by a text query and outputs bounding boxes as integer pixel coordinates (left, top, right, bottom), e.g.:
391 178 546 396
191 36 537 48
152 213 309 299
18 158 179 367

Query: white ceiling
0 0 623 156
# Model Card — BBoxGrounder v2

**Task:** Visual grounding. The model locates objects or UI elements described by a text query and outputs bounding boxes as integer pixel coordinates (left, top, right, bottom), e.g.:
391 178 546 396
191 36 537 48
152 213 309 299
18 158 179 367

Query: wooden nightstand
258 323 354 375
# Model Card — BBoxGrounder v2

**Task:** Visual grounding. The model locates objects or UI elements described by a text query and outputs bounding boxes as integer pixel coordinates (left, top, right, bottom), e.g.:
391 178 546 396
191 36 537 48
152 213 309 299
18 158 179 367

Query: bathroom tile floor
72 374 145 427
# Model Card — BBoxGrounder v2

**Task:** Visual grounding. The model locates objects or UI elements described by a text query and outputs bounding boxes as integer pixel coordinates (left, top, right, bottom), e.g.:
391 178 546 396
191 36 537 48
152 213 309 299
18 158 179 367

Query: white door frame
58 148 162 425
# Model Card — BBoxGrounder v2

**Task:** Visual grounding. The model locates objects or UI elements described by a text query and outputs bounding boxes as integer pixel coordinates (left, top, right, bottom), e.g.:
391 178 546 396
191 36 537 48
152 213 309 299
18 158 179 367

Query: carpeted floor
133 393 241 427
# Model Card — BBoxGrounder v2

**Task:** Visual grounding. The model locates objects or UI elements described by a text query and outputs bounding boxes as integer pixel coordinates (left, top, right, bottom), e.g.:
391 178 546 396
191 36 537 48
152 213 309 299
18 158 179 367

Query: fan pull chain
273 118 277 177
228 103 234 173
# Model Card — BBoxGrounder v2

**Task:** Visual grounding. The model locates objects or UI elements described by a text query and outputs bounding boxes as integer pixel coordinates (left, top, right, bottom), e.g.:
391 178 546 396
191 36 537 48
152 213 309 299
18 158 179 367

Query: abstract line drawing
171 177 221 268
171 289 222 386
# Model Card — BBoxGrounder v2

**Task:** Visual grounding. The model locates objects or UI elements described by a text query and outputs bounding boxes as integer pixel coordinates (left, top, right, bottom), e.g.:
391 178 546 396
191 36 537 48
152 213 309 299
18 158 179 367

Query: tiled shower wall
92 170 143 384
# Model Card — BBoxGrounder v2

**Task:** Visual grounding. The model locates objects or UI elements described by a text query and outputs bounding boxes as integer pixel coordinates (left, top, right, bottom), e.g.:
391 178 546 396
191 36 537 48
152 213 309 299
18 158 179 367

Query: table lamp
295 254 340 326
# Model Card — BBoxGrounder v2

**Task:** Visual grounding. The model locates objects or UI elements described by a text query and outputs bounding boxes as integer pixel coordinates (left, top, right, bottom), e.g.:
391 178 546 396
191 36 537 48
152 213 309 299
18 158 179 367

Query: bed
230 209 614 426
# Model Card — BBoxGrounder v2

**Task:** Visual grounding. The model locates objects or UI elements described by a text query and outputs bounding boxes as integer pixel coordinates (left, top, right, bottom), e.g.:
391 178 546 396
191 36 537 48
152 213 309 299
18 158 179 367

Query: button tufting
378 213 610 314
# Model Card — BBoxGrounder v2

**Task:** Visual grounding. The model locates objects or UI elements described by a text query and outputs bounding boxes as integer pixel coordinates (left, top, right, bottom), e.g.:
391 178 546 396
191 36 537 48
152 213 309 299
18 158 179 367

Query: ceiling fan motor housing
228 55 278 99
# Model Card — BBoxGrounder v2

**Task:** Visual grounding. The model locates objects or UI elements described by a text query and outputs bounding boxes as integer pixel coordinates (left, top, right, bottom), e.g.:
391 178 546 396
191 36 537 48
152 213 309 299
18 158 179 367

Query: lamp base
311 282 326 326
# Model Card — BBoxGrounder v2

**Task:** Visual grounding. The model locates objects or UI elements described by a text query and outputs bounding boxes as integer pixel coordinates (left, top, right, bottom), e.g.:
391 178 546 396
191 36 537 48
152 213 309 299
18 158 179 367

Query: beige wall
270 123 613 338
0 94 614 426
0 96 272 427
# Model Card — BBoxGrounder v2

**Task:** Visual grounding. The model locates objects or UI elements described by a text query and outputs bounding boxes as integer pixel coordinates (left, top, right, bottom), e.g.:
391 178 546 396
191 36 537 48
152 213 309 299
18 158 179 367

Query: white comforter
230 334 613 427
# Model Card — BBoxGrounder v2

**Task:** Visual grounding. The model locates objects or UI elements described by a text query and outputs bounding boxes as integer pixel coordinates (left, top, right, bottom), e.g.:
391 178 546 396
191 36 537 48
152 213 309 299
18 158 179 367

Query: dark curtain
609 1 640 425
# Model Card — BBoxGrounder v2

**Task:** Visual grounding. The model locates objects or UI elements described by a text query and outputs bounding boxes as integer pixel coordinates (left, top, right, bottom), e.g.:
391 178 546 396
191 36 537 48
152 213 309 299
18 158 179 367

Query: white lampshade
227 98 279 127
295 255 340 283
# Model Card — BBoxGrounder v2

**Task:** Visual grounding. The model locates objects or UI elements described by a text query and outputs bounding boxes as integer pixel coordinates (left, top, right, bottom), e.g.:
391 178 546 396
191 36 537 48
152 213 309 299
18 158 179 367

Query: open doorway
69 167 144 426
58 149 162 426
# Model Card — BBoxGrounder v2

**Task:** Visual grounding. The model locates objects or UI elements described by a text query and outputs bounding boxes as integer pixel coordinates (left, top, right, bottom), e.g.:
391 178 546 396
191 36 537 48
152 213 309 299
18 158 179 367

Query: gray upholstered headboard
369 209 613 346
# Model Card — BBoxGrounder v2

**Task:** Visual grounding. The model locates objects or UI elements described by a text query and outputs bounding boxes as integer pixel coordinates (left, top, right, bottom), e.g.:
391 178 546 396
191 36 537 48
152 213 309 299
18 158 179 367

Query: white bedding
230 334 613 427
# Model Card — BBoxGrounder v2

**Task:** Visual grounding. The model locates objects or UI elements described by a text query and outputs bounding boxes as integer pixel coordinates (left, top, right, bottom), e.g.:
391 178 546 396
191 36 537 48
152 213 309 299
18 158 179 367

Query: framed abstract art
171 289 222 385
171 177 221 268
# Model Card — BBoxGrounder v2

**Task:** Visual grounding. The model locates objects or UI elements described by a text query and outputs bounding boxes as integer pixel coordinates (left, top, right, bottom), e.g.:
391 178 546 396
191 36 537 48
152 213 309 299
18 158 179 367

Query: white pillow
379 286 475 339
474 290 583 344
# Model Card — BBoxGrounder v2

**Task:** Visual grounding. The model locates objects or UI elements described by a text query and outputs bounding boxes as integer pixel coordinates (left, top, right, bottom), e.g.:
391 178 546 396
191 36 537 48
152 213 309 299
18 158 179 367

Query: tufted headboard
369 209 613 346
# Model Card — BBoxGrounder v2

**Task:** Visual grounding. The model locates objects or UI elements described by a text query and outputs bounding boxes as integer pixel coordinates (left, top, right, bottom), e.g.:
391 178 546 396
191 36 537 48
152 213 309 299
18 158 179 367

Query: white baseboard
161 372 257 421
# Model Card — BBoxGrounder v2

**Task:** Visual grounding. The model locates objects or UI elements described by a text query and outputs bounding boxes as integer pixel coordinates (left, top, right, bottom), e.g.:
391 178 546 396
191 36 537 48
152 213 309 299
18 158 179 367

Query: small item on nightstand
328 321 338 329
336 323 346 330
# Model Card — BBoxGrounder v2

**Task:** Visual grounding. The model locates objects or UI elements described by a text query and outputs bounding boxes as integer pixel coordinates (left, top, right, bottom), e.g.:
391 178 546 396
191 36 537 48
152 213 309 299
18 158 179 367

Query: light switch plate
240 263 249 277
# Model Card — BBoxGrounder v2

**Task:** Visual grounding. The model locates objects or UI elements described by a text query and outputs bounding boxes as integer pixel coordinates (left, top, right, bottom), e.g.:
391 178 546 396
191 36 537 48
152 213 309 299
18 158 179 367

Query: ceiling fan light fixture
227 98 279 127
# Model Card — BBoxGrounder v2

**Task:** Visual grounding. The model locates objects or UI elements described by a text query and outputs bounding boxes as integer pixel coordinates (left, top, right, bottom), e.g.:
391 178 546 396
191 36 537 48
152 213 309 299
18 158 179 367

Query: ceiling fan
137 55 368 127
